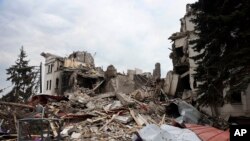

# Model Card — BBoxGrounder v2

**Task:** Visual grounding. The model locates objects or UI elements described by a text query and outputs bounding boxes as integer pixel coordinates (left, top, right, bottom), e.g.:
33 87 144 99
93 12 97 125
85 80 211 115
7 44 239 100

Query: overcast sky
0 0 197 94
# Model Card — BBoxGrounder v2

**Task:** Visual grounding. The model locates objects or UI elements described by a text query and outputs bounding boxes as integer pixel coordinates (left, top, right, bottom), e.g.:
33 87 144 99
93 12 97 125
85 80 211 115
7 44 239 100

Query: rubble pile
42 88 170 140
0 50 231 140
0 88 171 140
0 87 230 140
0 101 34 134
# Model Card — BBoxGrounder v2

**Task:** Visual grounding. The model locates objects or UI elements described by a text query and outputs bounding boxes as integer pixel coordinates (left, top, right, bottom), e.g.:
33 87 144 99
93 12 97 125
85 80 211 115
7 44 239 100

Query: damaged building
165 4 198 100
2 3 245 141
41 51 154 97
41 51 104 96
167 4 250 120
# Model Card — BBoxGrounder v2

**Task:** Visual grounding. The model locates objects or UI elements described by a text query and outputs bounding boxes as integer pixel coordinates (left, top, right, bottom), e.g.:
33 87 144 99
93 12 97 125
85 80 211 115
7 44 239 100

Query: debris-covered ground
0 52 231 141
0 78 230 140
0 50 231 140
0 50 234 141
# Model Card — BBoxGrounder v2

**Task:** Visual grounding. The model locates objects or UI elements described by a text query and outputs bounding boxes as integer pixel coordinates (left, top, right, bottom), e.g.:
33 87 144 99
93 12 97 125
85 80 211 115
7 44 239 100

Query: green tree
3 47 36 102
190 0 250 111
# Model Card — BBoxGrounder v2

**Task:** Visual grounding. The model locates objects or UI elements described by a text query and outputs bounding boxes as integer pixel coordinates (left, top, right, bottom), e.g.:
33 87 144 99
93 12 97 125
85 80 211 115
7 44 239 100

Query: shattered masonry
1 4 249 141
167 4 250 119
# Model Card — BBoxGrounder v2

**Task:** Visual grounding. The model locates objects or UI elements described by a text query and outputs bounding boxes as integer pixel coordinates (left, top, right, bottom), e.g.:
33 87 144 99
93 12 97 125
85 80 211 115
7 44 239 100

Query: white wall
185 15 195 31
175 37 187 48
43 56 63 95
188 33 200 91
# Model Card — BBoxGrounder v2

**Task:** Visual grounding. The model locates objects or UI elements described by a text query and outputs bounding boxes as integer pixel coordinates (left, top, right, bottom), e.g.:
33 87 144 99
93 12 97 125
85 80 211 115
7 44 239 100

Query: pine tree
3 47 36 102
190 0 250 109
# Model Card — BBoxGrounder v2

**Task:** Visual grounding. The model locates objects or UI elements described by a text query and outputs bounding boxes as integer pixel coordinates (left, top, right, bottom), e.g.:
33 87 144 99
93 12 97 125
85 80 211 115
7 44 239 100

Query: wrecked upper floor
41 51 95 70
41 51 104 95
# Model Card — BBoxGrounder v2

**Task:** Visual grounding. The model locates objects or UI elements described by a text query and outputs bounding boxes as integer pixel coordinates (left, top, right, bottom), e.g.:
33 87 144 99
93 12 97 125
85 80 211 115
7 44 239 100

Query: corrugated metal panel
185 124 229 141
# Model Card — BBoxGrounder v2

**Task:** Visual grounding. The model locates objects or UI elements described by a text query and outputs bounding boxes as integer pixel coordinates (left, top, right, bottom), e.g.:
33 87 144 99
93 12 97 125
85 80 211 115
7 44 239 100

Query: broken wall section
165 4 197 100
66 51 95 68
41 51 104 96
166 4 250 119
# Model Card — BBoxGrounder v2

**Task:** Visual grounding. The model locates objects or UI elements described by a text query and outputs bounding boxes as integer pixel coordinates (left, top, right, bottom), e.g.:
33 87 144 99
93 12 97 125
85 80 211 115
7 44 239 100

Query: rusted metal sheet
186 124 229 141
28 94 69 106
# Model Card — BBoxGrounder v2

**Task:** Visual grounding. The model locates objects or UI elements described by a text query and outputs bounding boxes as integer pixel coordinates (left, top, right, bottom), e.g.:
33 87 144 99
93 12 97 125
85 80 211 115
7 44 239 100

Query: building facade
167 4 250 119
41 52 64 95
41 51 100 95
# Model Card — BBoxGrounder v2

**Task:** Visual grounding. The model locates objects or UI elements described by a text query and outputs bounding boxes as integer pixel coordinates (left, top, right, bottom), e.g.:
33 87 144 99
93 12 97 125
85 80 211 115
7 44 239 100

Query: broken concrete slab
60 125 74 137
148 101 165 115
105 75 136 94
114 115 132 124
129 109 148 126
115 92 135 106
71 132 82 139
103 100 123 112
182 90 193 103
163 71 179 96
86 101 96 110
105 65 117 80
130 89 149 102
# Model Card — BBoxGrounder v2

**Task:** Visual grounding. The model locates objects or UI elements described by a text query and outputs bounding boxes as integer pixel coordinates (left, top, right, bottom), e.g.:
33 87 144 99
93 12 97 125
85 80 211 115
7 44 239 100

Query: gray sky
0 0 197 94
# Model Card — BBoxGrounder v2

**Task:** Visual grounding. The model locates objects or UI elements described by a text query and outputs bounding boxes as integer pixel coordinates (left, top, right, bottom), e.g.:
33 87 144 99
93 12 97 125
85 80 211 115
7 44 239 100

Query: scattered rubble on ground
0 51 232 140
0 70 230 140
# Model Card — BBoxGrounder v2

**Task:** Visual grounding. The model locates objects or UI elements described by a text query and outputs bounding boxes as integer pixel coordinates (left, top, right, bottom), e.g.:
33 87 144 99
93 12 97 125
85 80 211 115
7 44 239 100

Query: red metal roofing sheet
185 124 229 141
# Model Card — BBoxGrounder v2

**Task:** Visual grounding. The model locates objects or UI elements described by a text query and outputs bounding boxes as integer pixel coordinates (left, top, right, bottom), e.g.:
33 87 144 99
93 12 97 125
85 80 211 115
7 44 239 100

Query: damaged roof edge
41 52 64 59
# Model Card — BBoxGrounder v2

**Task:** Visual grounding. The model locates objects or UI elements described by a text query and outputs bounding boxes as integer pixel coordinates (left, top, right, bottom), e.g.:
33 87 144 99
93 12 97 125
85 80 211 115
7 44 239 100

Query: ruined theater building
41 51 153 96
41 51 104 95
166 4 250 119
40 4 250 122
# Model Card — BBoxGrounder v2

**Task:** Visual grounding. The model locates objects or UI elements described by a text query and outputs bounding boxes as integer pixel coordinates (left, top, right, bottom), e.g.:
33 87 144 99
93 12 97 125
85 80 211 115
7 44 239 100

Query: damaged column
153 63 161 80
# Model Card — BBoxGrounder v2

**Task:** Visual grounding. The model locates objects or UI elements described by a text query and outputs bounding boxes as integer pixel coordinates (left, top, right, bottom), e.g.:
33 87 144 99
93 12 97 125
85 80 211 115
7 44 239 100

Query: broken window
56 62 62 71
50 64 53 72
77 77 97 89
46 80 49 90
176 74 191 97
231 92 242 104
47 65 50 73
175 47 184 58
181 75 191 90
175 65 189 74
47 64 54 73
55 78 59 89
49 80 52 90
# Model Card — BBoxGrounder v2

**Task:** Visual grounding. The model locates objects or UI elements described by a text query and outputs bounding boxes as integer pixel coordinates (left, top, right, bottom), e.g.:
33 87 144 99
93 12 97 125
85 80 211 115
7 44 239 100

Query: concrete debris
130 89 150 102
153 63 161 80
105 75 136 94
163 71 179 96
129 109 144 126
0 93 230 140
0 51 231 140
0 71 231 141
114 115 132 124
103 100 122 111
182 89 193 102
115 92 135 106
86 101 96 110
68 51 95 68
105 65 117 80
132 124 201 141
71 132 82 139
148 101 165 115
60 125 74 137
167 3 250 120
